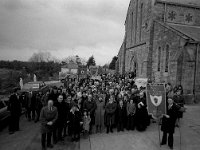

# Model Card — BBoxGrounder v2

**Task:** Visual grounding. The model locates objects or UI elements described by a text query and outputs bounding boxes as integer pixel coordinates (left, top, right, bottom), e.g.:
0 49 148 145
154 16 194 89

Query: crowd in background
6 73 185 150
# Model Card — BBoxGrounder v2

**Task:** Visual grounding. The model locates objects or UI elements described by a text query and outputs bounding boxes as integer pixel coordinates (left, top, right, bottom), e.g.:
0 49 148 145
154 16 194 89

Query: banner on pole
78 66 87 79
146 84 166 118
89 66 98 76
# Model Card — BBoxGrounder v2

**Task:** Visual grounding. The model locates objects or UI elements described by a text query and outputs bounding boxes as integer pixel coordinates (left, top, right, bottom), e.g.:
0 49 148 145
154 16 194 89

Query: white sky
0 0 130 65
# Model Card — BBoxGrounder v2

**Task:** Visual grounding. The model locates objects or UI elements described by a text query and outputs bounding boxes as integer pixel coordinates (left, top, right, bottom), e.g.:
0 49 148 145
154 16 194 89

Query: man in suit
7 87 22 134
161 98 181 149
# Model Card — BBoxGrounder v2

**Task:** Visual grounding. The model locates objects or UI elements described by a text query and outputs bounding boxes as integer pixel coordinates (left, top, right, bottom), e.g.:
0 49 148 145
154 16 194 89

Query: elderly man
40 100 58 150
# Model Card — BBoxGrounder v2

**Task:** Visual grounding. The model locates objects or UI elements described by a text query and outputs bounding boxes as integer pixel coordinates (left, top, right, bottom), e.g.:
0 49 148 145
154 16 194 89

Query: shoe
47 144 54 148
169 146 173 149
110 128 113 133
9 131 14 135
106 128 109 134
160 142 166 146
42 147 46 150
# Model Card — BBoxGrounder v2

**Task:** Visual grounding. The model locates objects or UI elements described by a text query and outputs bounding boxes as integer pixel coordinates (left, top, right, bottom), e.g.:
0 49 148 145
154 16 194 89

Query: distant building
59 61 78 80
116 0 200 102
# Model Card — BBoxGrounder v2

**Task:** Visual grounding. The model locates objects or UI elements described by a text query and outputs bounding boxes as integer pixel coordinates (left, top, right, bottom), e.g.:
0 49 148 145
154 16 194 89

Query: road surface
0 104 200 150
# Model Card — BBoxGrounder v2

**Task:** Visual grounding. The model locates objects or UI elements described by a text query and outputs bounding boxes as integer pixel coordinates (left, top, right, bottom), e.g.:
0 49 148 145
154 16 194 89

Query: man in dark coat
54 95 68 142
135 92 149 131
81 91 88 112
63 95 74 137
68 105 82 142
30 92 37 121
104 96 117 133
35 91 43 123
7 88 22 134
173 90 184 123
48 87 59 103
83 94 97 133
40 100 58 150
161 98 181 149
116 100 127 132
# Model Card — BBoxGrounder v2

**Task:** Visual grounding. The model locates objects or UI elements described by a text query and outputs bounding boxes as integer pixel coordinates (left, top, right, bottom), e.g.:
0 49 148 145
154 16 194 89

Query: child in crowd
83 110 91 135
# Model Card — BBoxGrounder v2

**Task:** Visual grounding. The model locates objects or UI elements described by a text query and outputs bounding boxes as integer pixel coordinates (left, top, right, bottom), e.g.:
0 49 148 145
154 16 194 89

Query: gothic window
134 0 138 44
131 12 134 43
165 45 169 72
139 3 143 42
158 47 161 71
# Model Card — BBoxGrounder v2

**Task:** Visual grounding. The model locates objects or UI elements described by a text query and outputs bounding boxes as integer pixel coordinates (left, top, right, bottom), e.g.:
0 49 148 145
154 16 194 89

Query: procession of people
7 73 185 150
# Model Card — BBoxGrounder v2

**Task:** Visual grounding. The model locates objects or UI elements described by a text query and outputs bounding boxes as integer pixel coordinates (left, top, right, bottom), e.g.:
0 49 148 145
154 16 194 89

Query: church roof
157 0 200 8
167 23 200 42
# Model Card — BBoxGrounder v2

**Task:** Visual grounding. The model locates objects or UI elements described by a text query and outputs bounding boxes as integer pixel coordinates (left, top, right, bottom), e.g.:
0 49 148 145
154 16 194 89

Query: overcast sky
0 0 130 65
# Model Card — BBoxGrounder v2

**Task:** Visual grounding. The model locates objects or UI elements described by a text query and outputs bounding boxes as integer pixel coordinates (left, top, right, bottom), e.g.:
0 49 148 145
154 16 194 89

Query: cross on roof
185 13 193 23
168 11 176 21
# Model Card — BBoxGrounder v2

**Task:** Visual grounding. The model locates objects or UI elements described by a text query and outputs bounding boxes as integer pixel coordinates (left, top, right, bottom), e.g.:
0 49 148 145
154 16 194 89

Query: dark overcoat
135 97 149 131
54 101 68 126
161 103 180 134
68 110 82 134
116 105 127 123
8 94 22 117
40 106 58 134
173 95 184 118
104 102 117 126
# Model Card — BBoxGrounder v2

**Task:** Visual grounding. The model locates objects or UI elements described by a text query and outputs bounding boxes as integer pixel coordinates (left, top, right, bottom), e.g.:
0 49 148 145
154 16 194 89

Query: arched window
139 3 143 42
134 0 138 44
131 12 134 43
158 47 161 71
165 45 169 72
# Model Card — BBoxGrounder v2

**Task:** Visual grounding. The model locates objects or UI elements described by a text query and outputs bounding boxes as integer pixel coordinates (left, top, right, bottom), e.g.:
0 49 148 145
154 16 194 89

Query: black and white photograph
0 0 200 150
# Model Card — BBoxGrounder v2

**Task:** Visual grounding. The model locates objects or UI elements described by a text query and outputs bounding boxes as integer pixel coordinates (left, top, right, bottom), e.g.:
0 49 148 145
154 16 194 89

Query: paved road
0 104 200 150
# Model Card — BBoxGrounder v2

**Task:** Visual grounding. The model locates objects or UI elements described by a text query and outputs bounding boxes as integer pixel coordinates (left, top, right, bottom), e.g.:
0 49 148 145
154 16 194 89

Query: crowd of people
6 74 185 150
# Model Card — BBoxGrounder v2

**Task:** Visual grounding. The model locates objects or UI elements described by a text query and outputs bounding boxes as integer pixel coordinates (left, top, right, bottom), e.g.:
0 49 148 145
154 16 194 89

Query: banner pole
157 106 161 147
179 120 182 150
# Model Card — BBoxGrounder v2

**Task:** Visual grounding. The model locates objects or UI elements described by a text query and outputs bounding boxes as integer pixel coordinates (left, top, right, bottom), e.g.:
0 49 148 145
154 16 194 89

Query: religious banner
89 66 98 76
78 66 88 79
146 84 166 119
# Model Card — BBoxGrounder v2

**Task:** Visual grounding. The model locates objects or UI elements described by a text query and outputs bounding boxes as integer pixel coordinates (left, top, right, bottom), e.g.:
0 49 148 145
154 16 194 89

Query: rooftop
167 23 200 42
157 0 200 8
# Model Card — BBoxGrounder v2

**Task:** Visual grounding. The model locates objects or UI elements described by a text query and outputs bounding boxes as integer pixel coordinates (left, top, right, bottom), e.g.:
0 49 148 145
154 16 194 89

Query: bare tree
62 55 86 65
29 51 53 62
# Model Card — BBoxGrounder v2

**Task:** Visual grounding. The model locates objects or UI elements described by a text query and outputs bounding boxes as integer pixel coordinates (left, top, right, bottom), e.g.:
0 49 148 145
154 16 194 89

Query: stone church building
116 0 200 102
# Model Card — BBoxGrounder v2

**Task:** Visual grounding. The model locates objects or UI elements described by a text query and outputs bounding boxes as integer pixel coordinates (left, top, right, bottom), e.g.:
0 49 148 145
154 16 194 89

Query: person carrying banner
161 98 181 149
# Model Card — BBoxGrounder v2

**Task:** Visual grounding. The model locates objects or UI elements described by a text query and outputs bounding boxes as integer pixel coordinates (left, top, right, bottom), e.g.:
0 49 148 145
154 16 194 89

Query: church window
134 0 138 44
158 47 161 71
139 3 143 42
131 12 134 43
165 45 169 72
